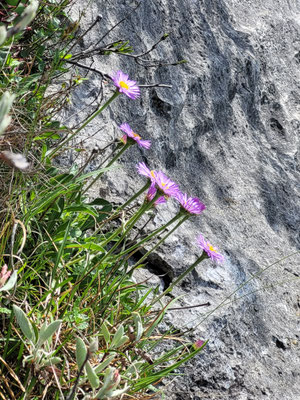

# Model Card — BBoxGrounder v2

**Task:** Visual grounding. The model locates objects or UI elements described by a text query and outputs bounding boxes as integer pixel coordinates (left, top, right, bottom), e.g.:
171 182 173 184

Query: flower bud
0 265 11 288
193 339 205 349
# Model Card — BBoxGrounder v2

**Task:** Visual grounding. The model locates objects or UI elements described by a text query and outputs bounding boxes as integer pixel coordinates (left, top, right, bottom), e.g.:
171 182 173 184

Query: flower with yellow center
197 234 224 263
155 171 180 198
208 244 216 252
111 70 140 99
175 192 206 215
136 163 180 198
119 81 129 90
120 123 151 149
136 162 156 182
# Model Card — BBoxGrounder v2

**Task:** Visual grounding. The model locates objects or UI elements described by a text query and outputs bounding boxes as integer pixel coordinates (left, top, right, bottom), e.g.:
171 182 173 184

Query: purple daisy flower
111 70 140 100
119 123 151 149
197 234 224 263
154 171 180 198
176 192 206 215
146 183 166 206
136 162 156 182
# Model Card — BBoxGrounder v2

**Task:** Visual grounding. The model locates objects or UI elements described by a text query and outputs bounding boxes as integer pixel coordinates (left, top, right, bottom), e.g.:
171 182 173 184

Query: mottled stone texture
67 1 300 399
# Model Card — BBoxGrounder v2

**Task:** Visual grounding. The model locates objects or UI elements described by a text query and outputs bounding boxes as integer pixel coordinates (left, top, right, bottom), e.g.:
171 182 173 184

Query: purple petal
138 139 151 149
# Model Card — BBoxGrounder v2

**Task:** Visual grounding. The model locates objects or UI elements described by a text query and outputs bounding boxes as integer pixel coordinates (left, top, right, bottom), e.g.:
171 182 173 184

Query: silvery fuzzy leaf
114 335 129 348
6 0 39 38
0 270 17 292
22 354 34 367
0 92 15 120
42 357 62 366
76 337 87 370
125 361 144 377
94 367 114 398
37 320 62 348
101 321 110 346
133 312 143 341
110 325 124 348
13 305 34 342
89 337 98 353
0 26 7 46
94 353 116 374
101 385 129 399
85 361 100 389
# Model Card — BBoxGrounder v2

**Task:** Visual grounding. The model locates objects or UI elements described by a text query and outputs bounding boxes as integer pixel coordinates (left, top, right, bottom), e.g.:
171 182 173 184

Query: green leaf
6 0 20 6
34 131 60 141
42 357 62 366
88 198 111 207
85 361 100 388
133 312 143 341
76 337 87 370
101 322 110 346
37 320 62 347
0 270 17 292
0 307 11 315
64 243 105 252
110 325 124 348
94 353 116 374
114 335 128 348
13 305 34 342
62 53 72 60
64 205 98 217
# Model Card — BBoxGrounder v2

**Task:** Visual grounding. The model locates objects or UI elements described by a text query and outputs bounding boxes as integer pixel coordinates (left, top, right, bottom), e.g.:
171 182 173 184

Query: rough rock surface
64 1 300 399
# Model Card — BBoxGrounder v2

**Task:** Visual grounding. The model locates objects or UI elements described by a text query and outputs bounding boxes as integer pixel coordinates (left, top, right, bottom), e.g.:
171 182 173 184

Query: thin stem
129 214 190 273
152 252 207 305
188 250 300 332
49 91 120 158
66 350 90 400
92 182 151 235
116 182 151 212
82 143 131 194
76 91 120 134
100 197 149 248
103 214 183 276
73 194 161 286
118 213 182 258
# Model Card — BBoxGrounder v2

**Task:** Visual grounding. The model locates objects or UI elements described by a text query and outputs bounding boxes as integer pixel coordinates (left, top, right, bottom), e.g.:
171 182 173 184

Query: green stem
82 142 131 195
100 198 149 248
129 214 190 273
152 251 207 305
49 91 120 158
102 193 160 253
74 193 161 285
92 182 151 236
117 182 151 212
118 213 182 258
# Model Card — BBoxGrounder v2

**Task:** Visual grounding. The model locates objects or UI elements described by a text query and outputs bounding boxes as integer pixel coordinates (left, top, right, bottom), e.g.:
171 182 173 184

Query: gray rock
64 0 300 399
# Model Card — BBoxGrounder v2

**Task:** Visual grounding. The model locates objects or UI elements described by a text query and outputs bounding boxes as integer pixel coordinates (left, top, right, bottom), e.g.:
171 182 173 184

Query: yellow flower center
208 243 216 252
132 132 141 140
150 170 155 179
161 182 169 189
119 81 129 90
